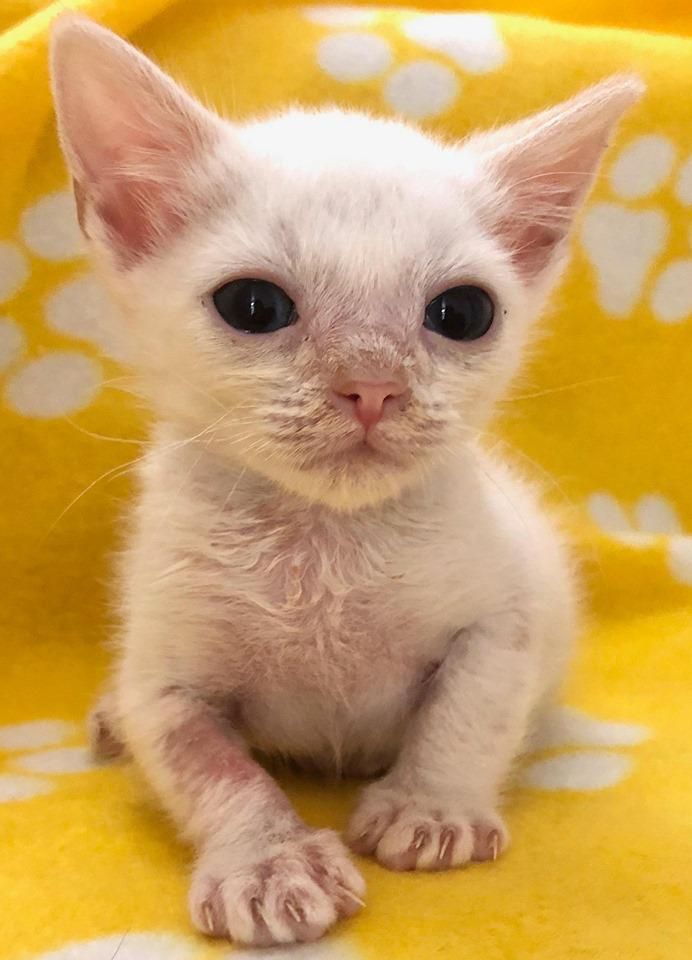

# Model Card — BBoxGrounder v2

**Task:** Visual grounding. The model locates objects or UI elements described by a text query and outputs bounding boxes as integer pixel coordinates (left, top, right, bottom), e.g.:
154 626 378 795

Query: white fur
50 15 643 947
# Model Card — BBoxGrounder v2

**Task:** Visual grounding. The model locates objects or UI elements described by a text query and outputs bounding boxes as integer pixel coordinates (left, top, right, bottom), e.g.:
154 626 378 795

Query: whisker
64 417 143 446
503 375 619 403
43 457 146 540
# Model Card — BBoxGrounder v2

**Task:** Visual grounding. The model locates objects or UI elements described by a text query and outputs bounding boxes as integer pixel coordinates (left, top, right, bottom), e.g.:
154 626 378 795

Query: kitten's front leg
119 686 364 944
347 611 538 870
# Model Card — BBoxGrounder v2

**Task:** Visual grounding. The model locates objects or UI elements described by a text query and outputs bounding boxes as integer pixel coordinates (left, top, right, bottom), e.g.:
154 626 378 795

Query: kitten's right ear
469 75 645 284
50 16 224 265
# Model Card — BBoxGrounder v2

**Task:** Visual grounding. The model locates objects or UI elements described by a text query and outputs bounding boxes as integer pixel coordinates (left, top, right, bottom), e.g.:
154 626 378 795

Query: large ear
50 16 224 265
470 75 645 282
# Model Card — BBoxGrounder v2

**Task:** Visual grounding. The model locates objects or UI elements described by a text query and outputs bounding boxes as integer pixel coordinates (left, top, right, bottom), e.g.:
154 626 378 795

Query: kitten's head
50 17 642 510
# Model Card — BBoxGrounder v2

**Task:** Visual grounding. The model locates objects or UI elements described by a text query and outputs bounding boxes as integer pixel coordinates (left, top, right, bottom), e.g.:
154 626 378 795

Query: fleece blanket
2 2 692 958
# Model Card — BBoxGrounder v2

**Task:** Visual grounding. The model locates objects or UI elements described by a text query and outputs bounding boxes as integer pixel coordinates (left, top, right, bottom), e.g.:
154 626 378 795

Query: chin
293 466 420 511
247 445 426 512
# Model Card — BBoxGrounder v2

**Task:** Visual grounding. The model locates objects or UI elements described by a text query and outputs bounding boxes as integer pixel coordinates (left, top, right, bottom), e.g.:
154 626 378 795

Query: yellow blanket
2 2 692 957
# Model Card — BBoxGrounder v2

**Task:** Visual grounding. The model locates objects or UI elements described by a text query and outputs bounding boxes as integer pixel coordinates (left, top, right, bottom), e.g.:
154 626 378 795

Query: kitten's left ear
471 75 645 282
50 15 225 265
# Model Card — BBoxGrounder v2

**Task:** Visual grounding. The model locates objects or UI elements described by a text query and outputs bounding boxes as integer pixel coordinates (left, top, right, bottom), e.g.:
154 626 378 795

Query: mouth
337 437 402 464
253 415 443 509
265 407 444 477
298 423 419 472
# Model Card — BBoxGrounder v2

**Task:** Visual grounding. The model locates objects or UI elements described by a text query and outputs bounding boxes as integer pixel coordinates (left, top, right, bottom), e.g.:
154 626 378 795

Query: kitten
50 15 642 947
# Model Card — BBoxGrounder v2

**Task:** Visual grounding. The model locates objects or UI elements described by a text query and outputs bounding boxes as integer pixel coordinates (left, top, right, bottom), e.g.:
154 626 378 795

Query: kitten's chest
206 504 456 685
206 515 453 770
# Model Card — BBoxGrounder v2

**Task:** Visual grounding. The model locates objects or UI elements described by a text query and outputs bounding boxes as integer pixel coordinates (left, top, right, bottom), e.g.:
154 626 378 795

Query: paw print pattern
587 492 692 584
521 706 650 790
24 933 197 960
581 135 692 321
0 719 96 802
0 190 122 419
23 931 363 960
306 7 507 119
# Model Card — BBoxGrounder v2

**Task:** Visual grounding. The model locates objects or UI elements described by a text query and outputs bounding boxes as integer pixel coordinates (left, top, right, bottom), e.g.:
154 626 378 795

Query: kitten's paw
190 829 365 945
347 783 508 871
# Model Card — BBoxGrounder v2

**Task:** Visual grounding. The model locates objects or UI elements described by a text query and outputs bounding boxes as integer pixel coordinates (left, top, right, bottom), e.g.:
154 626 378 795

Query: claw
438 830 454 862
342 890 366 908
489 830 499 861
358 819 376 840
249 896 264 923
202 901 215 933
413 828 428 851
285 898 304 924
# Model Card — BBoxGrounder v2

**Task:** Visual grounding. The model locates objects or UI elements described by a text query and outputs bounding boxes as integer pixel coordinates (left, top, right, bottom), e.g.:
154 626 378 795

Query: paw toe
348 814 392 856
376 820 431 871
472 819 509 862
191 831 364 945
198 890 228 938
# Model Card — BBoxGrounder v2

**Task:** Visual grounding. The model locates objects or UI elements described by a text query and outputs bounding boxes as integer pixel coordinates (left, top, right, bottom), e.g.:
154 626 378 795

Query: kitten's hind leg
87 687 127 761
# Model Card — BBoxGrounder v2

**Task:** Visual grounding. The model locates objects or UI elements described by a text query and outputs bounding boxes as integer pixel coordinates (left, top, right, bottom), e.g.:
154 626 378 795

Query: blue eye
424 285 495 341
213 279 297 334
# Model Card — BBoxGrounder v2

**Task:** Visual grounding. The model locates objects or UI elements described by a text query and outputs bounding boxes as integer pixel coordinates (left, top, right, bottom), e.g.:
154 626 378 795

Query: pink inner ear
72 178 88 234
497 176 584 278
477 77 644 283
72 116 217 265
505 221 562 278
74 111 211 264
52 22 220 265
92 176 187 264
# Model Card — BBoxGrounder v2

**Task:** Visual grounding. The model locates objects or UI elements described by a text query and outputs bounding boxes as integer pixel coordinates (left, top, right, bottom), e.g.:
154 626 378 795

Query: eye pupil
424 285 494 342
212 279 296 334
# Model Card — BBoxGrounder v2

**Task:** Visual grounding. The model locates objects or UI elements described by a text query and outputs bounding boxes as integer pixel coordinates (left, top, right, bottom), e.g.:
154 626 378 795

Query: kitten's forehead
238 109 469 178
225 110 487 294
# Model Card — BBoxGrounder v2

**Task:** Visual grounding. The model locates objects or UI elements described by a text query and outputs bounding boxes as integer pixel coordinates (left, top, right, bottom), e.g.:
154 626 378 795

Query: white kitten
50 16 642 947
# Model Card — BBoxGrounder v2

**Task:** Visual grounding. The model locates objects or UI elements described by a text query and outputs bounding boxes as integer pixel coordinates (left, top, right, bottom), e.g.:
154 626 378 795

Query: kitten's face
111 116 526 508
50 18 642 509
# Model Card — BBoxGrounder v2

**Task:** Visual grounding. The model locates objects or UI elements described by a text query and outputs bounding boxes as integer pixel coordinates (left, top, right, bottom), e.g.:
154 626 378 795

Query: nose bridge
317 304 416 429
320 327 411 386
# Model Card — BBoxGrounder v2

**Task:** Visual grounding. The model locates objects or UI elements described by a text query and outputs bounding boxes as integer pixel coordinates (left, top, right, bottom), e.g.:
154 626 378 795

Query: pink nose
330 379 408 429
